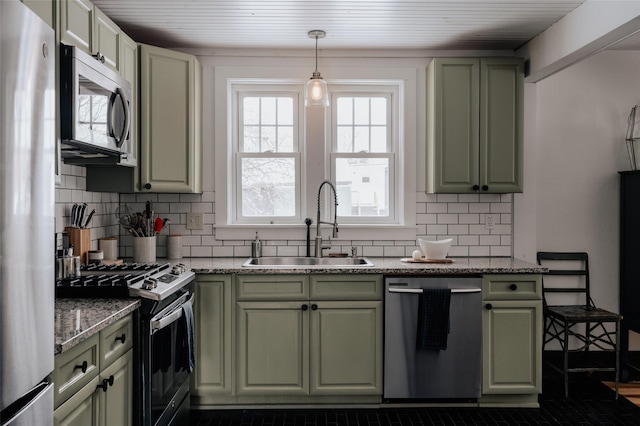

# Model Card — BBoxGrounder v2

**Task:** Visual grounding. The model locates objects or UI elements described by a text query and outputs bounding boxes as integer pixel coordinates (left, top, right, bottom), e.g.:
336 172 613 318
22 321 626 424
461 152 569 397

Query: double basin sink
242 256 374 267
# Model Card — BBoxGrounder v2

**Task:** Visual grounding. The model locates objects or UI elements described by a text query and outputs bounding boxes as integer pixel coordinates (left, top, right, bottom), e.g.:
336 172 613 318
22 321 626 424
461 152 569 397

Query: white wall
519 49 640 347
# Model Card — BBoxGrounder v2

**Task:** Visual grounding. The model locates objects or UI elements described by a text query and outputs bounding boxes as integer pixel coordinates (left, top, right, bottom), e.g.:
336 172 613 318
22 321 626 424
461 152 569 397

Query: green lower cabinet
54 314 134 424
480 274 542 407
192 275 233 403
230 274 383 403
99 349 133 426
54 376 101 426
236 301 309 395
310 301 382 395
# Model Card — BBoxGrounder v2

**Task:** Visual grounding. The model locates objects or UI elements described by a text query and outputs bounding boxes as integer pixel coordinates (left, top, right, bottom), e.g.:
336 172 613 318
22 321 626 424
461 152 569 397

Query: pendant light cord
315 35 319 73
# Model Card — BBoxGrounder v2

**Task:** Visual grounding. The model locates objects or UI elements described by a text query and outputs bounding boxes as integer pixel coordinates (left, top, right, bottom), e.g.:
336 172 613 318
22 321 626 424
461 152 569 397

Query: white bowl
418 238 453 260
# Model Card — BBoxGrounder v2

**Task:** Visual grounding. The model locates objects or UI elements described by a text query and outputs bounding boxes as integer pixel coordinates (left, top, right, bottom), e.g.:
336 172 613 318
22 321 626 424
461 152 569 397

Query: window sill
215 224 417 241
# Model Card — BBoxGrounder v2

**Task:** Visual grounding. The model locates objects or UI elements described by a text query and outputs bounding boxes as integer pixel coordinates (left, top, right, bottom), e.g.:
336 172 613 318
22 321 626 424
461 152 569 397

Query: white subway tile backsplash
427 203 448 214
55 175 515 260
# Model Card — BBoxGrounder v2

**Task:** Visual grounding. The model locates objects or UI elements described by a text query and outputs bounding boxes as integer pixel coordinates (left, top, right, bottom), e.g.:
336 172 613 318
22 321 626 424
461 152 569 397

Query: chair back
536 251 595 308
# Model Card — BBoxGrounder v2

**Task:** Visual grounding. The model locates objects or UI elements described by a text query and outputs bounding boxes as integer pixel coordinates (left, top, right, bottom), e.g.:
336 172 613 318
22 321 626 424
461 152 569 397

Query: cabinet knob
74 360 88 373
472 185 480 191
93 52 105 63
301 304 308 311
482 185 489 191
144 183 152 190
311 304 318 311
485 303 493 310
115 333 126 344
509 283 518 291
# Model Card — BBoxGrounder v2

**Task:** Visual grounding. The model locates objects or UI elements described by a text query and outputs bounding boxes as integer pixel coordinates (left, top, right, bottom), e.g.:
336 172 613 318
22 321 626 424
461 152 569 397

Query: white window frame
327 84 401 225
230 84 304 224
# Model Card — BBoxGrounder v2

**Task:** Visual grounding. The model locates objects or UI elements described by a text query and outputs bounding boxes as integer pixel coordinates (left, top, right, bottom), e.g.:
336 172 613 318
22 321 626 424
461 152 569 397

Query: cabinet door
21 0 54 27
480 58 524 193
193 276 232 400
54 376 100 426
139 44 203 193
310 301 382 395
98 349 133 426
118 32 138 168
426 58 479 193
236 301 309 395
59 0 93 53
482 300 542 394
93 7 120 71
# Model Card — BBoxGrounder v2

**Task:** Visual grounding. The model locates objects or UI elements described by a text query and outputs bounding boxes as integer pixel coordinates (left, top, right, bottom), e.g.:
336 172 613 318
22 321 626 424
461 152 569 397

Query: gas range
55 262 195 301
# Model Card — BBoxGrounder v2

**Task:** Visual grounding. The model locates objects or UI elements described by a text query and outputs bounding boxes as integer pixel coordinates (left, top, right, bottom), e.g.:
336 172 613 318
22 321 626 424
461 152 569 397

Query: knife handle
83 209 96 228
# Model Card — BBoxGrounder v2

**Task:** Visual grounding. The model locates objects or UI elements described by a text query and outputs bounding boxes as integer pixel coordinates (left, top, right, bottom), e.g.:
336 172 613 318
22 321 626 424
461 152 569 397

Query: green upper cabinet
21 0 55 28
426 57 524 194
139 44 203 193
58 0 121 72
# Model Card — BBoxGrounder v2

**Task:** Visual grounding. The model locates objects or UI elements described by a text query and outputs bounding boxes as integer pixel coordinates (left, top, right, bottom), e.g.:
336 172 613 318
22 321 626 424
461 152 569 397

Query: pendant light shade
305 30 329 108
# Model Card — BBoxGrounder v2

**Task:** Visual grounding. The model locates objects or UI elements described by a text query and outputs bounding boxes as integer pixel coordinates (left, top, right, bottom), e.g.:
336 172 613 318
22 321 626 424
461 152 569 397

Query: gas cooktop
55 262 194 301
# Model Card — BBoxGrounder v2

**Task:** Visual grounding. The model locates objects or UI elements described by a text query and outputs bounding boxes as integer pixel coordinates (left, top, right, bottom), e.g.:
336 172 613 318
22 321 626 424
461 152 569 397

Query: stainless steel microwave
59 43 134 166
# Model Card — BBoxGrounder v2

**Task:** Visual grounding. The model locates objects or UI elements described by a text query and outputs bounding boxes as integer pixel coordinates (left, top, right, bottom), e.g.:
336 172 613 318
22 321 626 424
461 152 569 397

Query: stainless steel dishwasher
384 276 483 400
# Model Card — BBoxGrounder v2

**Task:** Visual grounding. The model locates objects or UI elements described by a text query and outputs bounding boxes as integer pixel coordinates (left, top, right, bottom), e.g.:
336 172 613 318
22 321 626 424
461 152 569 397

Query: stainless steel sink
242 256 374 267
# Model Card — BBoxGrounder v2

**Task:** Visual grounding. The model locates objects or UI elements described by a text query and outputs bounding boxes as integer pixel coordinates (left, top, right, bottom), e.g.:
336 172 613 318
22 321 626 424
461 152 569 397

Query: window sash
329 87 398 225
234 152 301 223
330 152 396 224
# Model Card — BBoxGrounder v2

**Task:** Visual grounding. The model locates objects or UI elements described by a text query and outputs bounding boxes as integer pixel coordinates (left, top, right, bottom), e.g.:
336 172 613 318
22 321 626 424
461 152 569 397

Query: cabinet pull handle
301 304 308 311
482 185 489 191
107 375 114 387
115 333 126 344
74 361 88 373
97 379 109 392
311 304 318 310
485 303 493 310
509 283 518 291
472 185 480 191
144 183 152 190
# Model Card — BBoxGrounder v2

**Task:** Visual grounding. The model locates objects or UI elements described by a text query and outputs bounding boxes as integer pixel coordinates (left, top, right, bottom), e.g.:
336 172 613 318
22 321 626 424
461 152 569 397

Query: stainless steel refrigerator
0 1 56 424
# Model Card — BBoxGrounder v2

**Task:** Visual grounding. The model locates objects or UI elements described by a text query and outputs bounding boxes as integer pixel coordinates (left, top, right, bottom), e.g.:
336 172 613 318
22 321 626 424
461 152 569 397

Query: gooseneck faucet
315 180 339 257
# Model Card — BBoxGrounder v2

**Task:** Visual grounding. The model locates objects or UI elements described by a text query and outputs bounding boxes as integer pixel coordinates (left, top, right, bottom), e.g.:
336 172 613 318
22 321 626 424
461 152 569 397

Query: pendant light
305 30 329 108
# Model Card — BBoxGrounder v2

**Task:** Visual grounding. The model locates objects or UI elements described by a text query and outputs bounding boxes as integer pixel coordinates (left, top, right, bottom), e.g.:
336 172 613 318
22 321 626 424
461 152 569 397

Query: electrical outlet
186 212 203 230
485 214 495 229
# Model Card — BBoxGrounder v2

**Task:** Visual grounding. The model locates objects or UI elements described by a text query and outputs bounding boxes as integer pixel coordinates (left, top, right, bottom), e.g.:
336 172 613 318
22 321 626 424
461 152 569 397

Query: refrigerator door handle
1 382 53 426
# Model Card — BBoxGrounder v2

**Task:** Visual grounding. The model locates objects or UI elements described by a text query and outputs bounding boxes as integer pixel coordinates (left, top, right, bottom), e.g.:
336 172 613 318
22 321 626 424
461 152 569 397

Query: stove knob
142 279 158 290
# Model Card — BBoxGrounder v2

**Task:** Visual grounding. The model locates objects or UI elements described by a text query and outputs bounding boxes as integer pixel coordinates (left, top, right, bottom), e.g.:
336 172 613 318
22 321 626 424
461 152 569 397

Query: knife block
65 227 91 265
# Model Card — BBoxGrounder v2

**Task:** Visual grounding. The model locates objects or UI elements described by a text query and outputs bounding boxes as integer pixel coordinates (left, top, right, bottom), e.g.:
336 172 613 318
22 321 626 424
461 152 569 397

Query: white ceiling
91 0 591 51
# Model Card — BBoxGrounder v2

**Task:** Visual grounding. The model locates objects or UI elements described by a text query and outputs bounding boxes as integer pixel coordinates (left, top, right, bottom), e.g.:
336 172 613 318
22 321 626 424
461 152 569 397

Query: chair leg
564 322 570 398
615 321 620 400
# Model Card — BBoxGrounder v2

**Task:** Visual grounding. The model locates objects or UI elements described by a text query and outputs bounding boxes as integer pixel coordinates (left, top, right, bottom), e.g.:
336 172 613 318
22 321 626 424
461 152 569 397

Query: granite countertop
55 298 140 355
177 256 546 275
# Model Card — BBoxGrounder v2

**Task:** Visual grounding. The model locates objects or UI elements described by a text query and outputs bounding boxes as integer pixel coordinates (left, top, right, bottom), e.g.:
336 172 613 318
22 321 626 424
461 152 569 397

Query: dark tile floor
189 373 640 426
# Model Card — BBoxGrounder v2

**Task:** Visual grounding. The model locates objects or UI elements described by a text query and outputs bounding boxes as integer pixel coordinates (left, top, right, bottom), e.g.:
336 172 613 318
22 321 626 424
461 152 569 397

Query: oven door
147 292 194 426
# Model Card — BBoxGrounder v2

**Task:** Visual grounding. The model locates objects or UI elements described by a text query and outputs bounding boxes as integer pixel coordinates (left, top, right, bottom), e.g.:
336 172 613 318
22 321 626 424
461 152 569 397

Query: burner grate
55 262 171 298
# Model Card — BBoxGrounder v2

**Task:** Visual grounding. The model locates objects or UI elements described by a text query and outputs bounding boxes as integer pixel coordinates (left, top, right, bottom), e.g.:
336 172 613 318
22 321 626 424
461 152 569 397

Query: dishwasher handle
387 287 481 294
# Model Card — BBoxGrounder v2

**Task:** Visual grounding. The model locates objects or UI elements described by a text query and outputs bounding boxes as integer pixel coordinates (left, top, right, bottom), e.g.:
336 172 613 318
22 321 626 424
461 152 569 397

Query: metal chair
536 251 621 399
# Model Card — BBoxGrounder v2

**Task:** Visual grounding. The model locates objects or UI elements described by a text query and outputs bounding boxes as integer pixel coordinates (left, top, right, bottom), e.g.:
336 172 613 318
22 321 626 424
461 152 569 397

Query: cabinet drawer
483 274 542 300
310 275 383 300
100 315 133 368
53 333 99 409
236 275 309 301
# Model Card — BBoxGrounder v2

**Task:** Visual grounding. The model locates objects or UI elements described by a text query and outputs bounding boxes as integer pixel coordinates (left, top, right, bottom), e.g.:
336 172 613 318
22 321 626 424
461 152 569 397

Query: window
232 87 302 223
227 80 403 230
330 87 398 224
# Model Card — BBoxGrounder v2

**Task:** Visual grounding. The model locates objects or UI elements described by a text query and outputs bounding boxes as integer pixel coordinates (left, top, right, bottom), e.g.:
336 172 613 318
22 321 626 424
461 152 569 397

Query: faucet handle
351 246 358 258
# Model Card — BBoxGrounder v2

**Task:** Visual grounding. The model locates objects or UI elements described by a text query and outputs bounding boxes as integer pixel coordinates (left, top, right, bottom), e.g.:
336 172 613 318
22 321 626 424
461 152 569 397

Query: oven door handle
150 294 193 335
387 287 481 294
